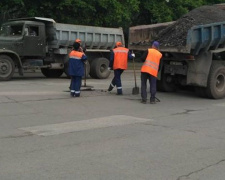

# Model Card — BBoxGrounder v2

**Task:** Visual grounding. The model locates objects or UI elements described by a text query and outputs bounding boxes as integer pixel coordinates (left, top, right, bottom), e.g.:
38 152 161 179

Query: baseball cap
75 39 81 43
116 41 122 46
152 41 160 48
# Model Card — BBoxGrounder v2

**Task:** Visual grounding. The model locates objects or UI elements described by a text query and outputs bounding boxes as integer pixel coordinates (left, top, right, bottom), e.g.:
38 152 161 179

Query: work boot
150 97 156 104
108 84 114 92
70 92 75 97
116 89 123 95
141 99 147 104
75 93 80 97
116 87 123 95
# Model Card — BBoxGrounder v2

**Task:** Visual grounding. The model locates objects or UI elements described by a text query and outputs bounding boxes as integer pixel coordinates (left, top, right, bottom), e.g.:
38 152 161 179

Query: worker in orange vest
68 42 87 97
69 39 87 90
140 41 162 104
108 41 134 95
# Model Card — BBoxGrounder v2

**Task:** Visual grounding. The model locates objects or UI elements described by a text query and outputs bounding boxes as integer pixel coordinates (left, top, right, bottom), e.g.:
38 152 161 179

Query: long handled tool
81 61 93 91
83 62 87 87
132 51 140 95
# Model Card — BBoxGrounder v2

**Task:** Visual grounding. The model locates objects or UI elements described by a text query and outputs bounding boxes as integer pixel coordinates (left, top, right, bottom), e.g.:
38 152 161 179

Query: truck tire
41 69 64 78
0 55 15 81
206 63 225 99
90 58 110 79
157 74 176 92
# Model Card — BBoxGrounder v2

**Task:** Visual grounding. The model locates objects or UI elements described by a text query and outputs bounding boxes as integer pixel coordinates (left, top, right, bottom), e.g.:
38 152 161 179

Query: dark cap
152 41 160 49
73 42 80 50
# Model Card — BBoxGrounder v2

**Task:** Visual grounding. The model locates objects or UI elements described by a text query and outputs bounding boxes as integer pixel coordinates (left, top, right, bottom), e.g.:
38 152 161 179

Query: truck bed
50 23 124 50
128 21 225 55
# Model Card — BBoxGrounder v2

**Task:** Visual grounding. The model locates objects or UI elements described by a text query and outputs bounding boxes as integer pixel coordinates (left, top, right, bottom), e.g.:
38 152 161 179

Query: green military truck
0 17 125 81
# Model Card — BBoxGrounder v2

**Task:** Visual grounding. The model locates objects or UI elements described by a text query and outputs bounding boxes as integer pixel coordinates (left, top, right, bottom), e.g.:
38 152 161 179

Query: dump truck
128 6 225 99
0 17 125 81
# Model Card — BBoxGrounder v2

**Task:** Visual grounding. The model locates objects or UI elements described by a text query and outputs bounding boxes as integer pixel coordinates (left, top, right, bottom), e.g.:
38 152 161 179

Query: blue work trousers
141 72 157 101
71 76 82 96
111 69 124 94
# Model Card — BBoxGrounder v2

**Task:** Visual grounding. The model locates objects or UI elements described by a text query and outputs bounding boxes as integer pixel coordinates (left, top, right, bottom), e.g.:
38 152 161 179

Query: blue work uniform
68 50 87 97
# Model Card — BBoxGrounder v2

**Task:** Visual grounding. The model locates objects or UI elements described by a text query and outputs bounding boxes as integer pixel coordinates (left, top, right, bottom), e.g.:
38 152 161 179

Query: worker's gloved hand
79 47 84 53
131 53 135 58
108 67 112 70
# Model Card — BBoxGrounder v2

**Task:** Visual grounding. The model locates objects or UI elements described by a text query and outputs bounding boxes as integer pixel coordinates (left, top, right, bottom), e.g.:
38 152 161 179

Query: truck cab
0 20 46 57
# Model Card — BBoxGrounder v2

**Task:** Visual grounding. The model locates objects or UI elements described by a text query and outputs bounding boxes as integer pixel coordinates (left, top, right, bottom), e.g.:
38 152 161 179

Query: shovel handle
84 61 87 87
132 51 138 87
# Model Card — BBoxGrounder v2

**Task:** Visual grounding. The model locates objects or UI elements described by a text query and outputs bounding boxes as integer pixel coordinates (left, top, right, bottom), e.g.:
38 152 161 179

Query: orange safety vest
113 47 129 70
141 48 162 77
69 50 84 59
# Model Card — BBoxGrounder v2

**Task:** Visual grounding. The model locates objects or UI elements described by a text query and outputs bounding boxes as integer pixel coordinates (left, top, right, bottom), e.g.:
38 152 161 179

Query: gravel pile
157 5 225 47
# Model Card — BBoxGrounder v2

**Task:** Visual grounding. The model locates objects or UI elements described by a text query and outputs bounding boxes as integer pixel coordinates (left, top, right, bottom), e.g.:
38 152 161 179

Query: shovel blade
132 87 139 95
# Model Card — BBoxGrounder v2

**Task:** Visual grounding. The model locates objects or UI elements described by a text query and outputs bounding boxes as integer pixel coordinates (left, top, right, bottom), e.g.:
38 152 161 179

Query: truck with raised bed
0 17 124 81
128 5 225 99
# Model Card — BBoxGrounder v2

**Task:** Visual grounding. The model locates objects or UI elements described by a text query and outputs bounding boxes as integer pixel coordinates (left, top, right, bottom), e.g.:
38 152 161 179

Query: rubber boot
150 97 156 104
108 84 114 92
116 88 123 95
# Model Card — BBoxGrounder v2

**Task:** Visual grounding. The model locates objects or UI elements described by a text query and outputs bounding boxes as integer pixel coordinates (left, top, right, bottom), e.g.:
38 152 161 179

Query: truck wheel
0 55 15 81
90 58 110 79
41 69 64 78
157 74 176 92
206 64 225 99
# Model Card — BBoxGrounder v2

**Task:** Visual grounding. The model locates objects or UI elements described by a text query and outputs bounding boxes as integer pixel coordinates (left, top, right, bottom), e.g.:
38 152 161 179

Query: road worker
69 39 87 90
68 42 87 97
140 41 162 104
107 41 134 95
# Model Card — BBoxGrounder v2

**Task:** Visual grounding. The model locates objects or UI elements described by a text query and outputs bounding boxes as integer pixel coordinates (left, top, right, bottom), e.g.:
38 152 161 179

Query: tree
1 0 139 29
132 0 206 25
0 0 224 29
0 0 24 24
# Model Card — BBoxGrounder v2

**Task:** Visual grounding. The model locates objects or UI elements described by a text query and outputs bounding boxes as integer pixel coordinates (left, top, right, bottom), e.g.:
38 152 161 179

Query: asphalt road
1 70 225 180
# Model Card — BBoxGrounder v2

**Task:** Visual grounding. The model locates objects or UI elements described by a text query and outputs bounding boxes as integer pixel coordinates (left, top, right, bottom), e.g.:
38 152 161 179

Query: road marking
19 115 153 136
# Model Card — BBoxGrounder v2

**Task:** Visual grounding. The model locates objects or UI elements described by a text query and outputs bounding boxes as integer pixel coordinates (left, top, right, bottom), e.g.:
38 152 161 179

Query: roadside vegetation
0 0 224 40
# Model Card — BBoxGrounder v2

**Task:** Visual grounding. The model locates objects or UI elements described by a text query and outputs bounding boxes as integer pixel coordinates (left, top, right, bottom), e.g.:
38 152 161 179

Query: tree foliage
0 0 224 29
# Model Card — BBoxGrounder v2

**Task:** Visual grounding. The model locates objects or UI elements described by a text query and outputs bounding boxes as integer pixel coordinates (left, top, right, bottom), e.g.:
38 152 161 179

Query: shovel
132 52 140 95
